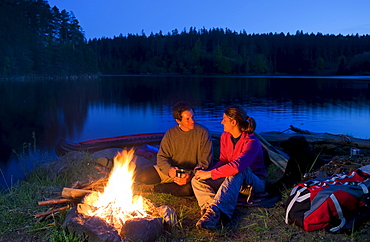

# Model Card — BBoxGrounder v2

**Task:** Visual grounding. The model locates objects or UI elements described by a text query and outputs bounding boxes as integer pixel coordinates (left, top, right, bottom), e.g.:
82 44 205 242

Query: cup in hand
176 169 186 178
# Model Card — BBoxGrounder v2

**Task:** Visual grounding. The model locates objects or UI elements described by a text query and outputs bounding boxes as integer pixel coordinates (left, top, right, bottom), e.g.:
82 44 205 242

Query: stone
121 217 163 242
62 207 122 242
63 206 165 242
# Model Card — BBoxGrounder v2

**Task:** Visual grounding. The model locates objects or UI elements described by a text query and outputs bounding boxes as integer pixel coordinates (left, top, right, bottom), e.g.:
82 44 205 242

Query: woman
192 105 267 230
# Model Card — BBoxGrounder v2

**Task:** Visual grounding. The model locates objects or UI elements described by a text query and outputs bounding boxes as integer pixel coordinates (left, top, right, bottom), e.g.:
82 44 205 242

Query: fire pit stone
63 206 166 242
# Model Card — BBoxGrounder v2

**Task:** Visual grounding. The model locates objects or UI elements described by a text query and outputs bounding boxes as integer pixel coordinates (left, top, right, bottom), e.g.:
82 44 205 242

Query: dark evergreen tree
0 0 98 77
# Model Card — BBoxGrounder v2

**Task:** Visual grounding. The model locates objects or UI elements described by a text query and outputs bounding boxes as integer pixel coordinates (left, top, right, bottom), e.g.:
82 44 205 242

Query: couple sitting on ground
135 102 267 230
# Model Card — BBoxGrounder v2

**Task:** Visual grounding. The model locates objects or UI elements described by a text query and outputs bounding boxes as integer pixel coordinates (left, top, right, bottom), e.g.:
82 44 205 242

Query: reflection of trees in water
1 76 369 154
0 79 95 151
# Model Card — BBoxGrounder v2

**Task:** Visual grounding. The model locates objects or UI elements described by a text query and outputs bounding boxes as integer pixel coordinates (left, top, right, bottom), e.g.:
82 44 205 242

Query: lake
1 75 370 189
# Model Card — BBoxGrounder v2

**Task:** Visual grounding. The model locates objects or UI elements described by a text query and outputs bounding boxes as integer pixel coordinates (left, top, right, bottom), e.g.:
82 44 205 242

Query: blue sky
48 0 370 40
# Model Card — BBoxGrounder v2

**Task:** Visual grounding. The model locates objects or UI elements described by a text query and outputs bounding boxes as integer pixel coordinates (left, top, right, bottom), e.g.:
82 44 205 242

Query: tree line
1 0 369 77
89 29 370 76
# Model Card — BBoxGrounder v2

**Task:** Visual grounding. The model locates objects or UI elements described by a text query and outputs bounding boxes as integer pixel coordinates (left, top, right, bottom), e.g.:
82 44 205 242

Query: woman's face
221 113 234 132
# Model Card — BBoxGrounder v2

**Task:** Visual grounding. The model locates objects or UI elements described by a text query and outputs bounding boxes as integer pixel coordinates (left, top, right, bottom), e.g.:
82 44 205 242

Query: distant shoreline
1 74 369 81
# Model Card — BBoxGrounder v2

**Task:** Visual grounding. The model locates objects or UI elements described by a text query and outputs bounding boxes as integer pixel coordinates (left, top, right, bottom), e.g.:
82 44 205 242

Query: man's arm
156 132 174 176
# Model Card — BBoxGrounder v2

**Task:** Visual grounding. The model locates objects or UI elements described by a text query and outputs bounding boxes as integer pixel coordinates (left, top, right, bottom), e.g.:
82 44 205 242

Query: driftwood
260 125 370 149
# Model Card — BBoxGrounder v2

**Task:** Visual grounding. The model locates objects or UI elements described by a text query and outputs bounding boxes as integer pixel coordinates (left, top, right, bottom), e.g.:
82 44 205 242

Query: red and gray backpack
285 165 370 233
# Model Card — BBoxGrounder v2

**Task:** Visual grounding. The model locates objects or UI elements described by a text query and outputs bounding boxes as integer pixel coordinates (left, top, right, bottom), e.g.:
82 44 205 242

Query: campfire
56 148 177 242
78 149 149 232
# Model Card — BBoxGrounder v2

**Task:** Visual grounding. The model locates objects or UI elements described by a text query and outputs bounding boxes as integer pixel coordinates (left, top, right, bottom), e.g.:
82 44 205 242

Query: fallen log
260 132 370 149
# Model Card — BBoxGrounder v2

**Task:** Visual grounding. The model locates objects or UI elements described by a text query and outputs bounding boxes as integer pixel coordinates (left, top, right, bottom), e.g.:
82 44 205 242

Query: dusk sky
47 0 370 40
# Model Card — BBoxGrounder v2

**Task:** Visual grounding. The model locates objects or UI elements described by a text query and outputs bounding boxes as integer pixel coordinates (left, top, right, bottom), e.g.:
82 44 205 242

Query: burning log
71 176 108 190
79 176 108 190
61 188 96 199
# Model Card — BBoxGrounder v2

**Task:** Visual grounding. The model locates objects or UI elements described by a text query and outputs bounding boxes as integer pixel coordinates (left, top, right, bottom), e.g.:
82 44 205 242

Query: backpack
285 165 370 233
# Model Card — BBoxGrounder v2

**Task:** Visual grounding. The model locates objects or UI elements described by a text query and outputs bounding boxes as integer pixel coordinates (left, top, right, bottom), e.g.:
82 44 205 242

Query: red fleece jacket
211 132 267 180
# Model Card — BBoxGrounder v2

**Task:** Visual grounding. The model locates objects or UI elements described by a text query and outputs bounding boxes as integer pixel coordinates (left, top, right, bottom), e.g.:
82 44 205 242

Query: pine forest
1 0 370 78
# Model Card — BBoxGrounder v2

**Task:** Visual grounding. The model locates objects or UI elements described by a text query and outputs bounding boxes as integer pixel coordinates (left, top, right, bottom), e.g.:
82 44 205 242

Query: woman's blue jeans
191 167 265 219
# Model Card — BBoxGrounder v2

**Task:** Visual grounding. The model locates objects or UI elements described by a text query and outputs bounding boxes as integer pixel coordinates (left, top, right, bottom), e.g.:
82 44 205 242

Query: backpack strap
329 194 346 233
328 181 370 233
285 187 308 224
359 183 369 194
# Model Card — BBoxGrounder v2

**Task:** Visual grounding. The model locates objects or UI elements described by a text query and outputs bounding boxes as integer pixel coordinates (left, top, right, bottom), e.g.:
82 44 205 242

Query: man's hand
194 170 212 181
168 167 177 178
174 173 192 185
169 167 193 185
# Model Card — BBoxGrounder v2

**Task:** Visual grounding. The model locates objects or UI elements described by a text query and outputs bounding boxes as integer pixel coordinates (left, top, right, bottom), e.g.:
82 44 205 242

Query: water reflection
1 76 370 189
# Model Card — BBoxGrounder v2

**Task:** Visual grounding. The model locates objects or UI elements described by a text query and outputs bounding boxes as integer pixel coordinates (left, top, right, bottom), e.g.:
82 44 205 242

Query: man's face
176 109 195 131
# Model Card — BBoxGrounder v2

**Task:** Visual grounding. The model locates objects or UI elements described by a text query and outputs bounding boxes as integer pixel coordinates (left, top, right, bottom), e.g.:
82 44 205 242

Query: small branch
34 206 69 218
80 177 107 190
38 198 74 206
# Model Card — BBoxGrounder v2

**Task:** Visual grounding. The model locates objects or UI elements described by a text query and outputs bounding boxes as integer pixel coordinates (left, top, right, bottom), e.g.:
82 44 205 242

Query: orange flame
83 149 147 228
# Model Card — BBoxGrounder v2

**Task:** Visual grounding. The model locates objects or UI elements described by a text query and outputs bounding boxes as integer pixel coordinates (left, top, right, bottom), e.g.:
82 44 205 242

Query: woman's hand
194 170 212 181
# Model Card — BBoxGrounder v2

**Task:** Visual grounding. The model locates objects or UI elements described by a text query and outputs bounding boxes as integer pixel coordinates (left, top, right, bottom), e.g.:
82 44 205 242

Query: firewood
71 180 84 189
80 177 107 190
94 166 110 176
61 188 95 199
36 206 57 223
34 206 69 218
38 198 74 206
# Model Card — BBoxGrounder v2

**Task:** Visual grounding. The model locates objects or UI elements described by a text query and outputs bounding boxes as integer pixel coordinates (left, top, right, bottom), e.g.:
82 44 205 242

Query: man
135 102 213 197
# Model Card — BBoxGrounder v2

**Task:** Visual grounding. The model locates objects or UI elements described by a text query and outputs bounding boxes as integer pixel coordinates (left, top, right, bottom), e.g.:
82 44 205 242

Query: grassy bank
1 151 370 242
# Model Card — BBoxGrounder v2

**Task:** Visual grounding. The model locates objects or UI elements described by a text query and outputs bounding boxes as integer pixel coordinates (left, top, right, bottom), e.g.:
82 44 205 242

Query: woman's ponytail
224 105 257 133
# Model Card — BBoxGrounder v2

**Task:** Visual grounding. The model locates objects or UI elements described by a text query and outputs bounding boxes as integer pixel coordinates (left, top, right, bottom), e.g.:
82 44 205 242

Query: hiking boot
196 205 221 230
200 204 210 216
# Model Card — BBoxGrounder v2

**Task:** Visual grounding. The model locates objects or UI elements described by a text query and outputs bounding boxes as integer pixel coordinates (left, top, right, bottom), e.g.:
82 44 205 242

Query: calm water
1 75 370 189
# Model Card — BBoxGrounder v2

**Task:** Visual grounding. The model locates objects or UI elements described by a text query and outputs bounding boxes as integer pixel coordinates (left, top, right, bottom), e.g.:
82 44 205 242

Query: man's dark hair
172 102 194 121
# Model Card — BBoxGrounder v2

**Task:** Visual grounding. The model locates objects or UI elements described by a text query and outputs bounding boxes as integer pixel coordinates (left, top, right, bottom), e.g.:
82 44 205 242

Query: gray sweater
157 123 213 176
